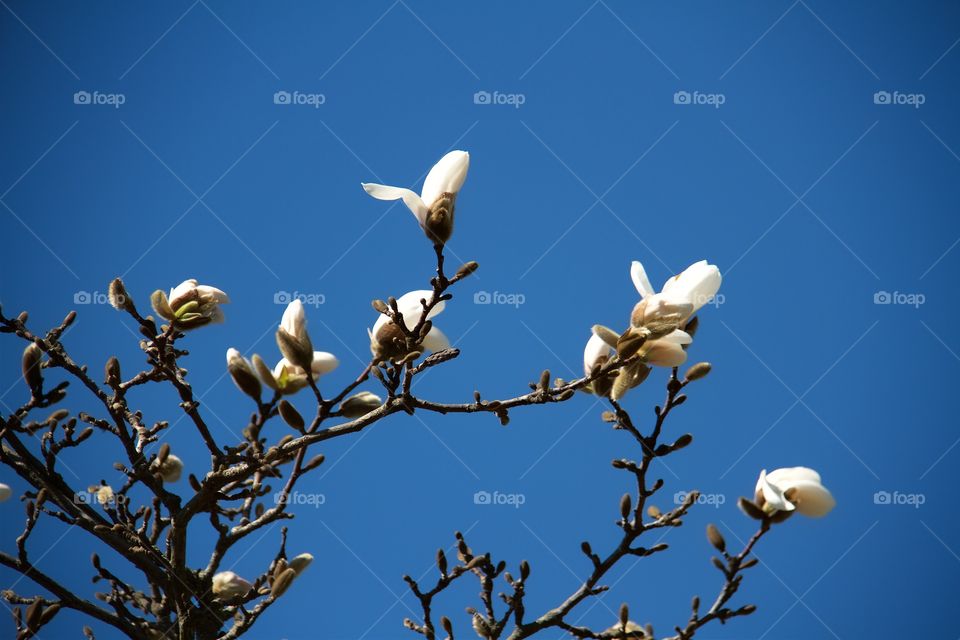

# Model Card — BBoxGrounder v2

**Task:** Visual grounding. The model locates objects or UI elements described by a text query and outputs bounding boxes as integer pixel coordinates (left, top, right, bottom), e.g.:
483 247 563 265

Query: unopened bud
339 391 382 418
592 325 620 349
288 553 313 575
104 356 121 385
212 571 252 601
706 523 726 552
684 362 712 382
22 343 43 392
108 278 134 312
619 493 632 519
227 349 262 401
371 299 389 314
278 400 305 431
454 261 479 280
270 567 297 598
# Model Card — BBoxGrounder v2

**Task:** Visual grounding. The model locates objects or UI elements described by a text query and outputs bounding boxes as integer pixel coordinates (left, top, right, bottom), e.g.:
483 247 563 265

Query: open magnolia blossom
362 150 470 245
212 571 253 601
630 260 721 328
260 352 339 395
755 467 836 518
0 483 11 503
369 290 449 362
165 279 230 327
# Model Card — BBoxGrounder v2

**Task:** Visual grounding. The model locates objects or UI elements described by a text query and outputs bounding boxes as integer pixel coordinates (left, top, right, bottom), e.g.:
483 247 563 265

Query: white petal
660 329 692 345
642 340 688 367
630 261 655 299
766 466 821 487
396 290 445 328
421 326 449 352
584 333 612 375
168 279 198 306
362 183 429 226
757 469 794 512
310 351 339 378
280 300 306 336
420 150 469 209
661 261 721 313
226 347 241 365
790 480 836 517
196 285 230 304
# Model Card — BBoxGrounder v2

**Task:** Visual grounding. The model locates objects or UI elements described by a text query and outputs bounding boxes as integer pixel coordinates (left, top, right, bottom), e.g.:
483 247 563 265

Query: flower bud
22 343 43 392
339 391 382 418
270 567 297 598
152 454 183 483
423 193 456 245
454 261 479 280
0 483 12 503
108 278 134 313
684 362 712 382
288 553 313 575
104 356 121 386
212 571 252 601
278 400 304 431
706 523 726 552
226 349 262 401
276 301 314 371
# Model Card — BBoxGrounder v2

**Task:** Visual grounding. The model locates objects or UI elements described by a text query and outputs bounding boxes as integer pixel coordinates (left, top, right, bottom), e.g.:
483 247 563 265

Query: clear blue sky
1 2 958 638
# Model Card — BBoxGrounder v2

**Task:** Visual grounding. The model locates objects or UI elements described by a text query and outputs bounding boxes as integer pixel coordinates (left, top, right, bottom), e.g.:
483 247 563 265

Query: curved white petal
196 285 230 304
584 333 612 375
790 480 836 517
280 299 306 336
168 279 198 306
643 339 689 367
421 326 449 352
310 351 339 378
362 183 429 226
396 290 445 328
766 466 821 487
630 261 655 299
421 150 469 208
661 329 692 345
661 261 722 313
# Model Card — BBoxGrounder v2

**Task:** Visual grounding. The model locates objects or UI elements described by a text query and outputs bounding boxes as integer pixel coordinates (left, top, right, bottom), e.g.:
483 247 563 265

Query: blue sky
1 1 959 638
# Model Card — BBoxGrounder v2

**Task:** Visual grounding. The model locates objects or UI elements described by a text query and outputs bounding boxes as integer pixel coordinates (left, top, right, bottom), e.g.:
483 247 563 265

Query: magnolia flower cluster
584 260 721 400
226 300 339 398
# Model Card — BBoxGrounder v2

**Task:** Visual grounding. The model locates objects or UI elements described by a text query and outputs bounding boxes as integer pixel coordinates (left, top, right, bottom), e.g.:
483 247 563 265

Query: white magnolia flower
630 260 721 328
168 279 230 324
268 352 340 394
0 483 11 503
369 290 449 361
362 150 469 244
755 467 835 518
212 571 253 601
